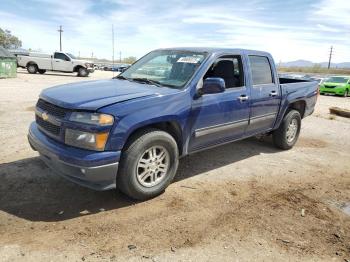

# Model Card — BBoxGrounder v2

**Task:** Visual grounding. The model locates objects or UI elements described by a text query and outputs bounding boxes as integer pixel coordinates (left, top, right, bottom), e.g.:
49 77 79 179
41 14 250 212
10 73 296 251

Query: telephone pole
58 25 63 51
119 51 121 63
112 24 115 77
327 46 333 69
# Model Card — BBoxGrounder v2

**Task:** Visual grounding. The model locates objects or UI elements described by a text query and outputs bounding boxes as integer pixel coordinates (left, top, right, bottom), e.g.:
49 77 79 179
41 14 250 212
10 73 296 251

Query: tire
78 67 89 77
273 110 301 150
27 64 38 74
117 128 179 200
343 89 349 97
38 69 46 74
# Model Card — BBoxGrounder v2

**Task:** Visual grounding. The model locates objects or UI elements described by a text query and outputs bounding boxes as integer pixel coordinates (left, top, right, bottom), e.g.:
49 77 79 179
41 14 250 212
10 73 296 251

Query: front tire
27 64 38 74
77 67 89 77
117 129 179 200
273 110 301 150
344 89 349 97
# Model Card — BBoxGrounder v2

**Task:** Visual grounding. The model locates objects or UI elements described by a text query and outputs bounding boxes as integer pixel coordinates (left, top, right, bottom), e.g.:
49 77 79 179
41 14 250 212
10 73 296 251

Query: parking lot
0 69 349 261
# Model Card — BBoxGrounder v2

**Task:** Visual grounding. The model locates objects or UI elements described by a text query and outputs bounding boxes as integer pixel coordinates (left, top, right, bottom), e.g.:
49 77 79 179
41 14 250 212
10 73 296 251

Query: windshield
66 53 76 59
324 77 349 83
119 50 207 88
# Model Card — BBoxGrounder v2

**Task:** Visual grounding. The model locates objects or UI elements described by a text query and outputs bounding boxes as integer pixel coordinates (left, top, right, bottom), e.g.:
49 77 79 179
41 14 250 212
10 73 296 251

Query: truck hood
72 59 93 64
40 79 177 110
322 82 347 87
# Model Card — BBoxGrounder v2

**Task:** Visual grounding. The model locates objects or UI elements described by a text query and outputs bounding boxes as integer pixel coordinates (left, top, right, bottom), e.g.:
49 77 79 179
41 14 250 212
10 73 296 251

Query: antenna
328 46 333 69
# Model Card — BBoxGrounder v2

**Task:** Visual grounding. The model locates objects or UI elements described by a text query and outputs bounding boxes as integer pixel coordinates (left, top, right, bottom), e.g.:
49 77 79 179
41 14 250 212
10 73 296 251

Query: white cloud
0 0 349 62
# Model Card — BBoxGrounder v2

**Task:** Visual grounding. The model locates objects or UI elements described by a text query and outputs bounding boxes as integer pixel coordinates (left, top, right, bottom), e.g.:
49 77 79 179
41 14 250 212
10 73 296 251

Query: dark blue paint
201 77 226 94
29 47 318 187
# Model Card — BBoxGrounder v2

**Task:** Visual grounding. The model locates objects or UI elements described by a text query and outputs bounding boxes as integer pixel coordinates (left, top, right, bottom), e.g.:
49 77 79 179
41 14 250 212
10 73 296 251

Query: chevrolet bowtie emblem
42 112 49 121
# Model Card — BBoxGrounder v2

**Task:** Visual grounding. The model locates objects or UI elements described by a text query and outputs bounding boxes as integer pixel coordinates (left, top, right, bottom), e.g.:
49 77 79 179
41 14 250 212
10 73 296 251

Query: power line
328 46 333 69
58 25 63 51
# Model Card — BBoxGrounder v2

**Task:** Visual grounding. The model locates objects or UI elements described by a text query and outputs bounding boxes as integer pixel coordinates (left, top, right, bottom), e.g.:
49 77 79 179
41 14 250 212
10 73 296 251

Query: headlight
65 129 109 151
69 112 114 126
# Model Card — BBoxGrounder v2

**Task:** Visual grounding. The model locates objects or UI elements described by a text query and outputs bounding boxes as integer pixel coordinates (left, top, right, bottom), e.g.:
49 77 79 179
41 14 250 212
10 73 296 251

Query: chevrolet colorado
28 48 319 200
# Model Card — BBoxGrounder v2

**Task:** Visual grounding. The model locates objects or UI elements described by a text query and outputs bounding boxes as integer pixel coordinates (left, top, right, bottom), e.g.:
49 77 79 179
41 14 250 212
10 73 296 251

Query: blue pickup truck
28 48 318 200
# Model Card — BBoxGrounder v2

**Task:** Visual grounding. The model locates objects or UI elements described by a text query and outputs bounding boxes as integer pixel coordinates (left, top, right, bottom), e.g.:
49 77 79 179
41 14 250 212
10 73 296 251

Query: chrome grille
35 115 61 136
36 99 69 118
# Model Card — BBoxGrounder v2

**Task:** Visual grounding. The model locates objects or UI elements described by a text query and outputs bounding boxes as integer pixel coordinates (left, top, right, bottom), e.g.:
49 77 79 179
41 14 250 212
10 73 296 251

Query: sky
0 0 349 62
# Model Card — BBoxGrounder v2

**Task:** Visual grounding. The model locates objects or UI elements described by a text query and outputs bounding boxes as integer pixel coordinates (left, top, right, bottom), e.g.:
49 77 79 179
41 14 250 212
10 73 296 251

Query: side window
248 56 273 85
54 53 70 61
204 55 244 88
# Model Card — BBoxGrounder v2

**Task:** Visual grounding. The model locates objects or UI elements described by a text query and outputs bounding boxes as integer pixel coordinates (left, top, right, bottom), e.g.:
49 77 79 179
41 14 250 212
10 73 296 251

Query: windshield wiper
114 75 128 80
129 78 163 87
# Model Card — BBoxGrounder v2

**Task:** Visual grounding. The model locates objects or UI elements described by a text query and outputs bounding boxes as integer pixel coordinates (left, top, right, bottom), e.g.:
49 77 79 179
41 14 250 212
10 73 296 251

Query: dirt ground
0 69 349 261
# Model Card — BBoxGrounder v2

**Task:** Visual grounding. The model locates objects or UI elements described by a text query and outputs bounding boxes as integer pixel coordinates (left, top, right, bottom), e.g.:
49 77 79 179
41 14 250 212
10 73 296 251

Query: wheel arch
287 100 306 118
73 65 84 72
26 61 38 68
122 120 183 156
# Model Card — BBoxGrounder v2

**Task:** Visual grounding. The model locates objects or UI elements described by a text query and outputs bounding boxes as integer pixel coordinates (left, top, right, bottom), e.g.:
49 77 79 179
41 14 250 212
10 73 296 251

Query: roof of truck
0 47 16 58
158 47 271 56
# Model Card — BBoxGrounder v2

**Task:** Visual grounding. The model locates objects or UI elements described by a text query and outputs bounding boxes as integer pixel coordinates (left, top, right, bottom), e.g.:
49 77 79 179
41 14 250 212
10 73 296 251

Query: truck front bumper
28 122 120 191
320 87 346 96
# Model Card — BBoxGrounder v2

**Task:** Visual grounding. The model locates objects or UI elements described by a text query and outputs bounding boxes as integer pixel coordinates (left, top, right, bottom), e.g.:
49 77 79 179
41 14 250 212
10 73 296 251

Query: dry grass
278 66 350 75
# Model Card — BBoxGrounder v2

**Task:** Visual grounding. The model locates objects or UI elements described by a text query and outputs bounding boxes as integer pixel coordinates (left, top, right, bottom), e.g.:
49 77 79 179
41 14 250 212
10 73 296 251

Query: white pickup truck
17 52 94 77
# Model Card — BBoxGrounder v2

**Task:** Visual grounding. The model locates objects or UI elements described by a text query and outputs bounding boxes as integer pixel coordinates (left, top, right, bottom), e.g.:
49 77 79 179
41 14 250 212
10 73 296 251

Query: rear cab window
248 55 274 85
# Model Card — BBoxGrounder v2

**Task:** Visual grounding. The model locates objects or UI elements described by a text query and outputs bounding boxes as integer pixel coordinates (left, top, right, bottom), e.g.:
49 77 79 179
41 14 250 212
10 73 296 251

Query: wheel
78 67 89 77
38 69 46 74
273 110 301 150
117 129 179 200
320 93 324 95
343 89 349 97
27 64 38 74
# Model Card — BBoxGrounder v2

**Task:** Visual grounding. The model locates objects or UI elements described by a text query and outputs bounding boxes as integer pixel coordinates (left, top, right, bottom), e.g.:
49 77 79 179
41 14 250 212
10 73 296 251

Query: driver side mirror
198 77 225 96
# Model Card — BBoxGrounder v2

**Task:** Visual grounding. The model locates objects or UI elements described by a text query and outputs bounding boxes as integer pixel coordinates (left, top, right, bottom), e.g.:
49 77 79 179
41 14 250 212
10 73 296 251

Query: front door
53 52 72 72
189 56 250 151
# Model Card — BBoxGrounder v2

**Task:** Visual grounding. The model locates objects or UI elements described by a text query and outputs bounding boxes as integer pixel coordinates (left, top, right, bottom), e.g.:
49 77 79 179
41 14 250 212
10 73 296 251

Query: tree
122 56 137 64
0 28 22 49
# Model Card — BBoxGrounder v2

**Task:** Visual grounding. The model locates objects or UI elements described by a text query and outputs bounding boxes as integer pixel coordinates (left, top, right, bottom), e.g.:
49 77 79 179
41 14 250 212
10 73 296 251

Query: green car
319 76 350 97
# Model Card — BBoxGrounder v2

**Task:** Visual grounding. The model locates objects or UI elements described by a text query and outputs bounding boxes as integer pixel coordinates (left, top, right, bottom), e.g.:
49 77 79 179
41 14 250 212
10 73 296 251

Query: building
0 46 17 78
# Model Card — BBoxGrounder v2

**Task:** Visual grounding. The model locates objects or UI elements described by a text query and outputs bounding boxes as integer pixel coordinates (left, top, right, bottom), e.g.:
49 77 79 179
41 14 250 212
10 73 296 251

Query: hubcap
136 146 170 187
286 118 298 143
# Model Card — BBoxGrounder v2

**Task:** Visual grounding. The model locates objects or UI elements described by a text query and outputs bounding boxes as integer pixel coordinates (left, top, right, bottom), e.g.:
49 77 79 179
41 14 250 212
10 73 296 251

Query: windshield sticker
177 56 201 64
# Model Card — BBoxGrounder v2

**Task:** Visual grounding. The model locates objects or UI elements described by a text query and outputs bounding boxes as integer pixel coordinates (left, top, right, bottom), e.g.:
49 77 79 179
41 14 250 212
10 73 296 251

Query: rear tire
27 64 38 74
117 129 179 200
38 69 46 74
273 110 301 150
77 67 89 77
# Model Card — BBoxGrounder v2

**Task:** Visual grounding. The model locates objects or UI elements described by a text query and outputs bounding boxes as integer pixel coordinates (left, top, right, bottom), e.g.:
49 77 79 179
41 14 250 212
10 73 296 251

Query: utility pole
58 25 63 51
112 24 115 77
119 51 121 63
328 46 333 69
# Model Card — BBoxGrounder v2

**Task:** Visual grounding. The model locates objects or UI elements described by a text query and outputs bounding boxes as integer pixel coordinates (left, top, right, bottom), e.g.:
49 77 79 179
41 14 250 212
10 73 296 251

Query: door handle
238 95 249 102
55 60 60 62
269 91 277 97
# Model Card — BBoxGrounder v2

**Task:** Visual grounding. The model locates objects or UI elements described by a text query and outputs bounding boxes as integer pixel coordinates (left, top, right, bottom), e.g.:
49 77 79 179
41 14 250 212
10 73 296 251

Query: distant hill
280 60 350 68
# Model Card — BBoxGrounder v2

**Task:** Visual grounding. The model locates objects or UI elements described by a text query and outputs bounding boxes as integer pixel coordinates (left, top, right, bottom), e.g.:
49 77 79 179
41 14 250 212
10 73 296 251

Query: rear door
246 55 280 134
53 52 73 72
